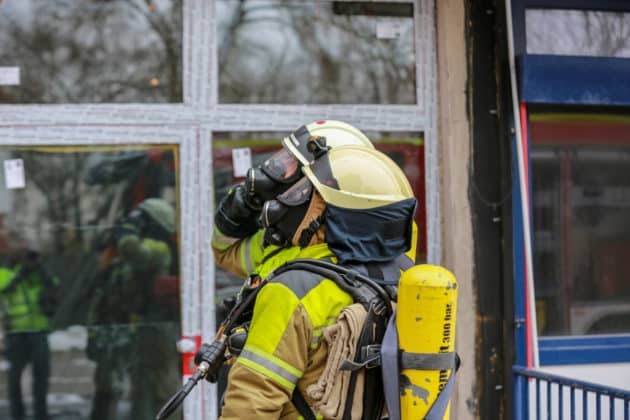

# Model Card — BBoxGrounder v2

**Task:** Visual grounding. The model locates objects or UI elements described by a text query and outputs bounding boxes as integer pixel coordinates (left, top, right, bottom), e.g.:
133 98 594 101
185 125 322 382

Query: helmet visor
276 176 313 206
308 153 340 190
261 147 300 183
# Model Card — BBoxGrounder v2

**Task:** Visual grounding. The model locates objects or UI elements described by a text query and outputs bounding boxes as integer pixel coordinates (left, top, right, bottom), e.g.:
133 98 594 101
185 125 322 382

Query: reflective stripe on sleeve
212 226 240 250
239 236 255 275
239 345 303 391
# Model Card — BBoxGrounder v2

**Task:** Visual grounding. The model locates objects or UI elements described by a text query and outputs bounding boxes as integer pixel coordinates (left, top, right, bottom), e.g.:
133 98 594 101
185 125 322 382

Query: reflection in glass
526 9 630 58
217 1 416 104
531 113 630 336
0 0 183 104
0 146 181 419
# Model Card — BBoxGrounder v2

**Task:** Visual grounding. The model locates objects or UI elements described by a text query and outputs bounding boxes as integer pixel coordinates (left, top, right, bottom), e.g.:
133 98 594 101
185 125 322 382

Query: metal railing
513 366 630 420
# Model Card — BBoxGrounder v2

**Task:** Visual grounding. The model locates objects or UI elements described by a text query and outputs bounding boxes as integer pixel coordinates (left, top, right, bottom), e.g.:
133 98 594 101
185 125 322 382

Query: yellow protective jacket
212 227 271 278
0 266 59 332
220 243 353 419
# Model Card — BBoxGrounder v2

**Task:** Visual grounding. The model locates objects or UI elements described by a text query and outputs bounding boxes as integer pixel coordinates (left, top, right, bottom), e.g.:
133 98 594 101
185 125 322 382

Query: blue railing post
513 365 630 420
513 372 529 420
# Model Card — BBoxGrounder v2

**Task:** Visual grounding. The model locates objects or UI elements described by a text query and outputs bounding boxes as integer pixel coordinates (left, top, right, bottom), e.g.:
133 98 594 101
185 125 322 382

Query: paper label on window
232 148 252 178
4 159 26 189
0 67 20 86
376 20 402 39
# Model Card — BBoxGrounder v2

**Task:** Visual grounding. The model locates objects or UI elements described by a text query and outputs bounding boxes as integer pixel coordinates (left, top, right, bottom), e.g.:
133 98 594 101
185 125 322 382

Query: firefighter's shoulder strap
292 386 317 420
271 258 393 420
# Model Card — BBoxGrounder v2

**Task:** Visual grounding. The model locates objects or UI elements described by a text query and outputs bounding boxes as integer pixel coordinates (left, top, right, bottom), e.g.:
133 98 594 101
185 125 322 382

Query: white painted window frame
0 1 438 418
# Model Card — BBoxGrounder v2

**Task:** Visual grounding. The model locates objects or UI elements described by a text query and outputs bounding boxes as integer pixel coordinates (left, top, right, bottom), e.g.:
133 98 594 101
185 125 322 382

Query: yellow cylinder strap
397 264 458 420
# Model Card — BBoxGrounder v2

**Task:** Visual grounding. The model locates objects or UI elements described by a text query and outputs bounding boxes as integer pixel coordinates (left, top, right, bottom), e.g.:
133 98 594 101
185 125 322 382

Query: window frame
0 1 440 418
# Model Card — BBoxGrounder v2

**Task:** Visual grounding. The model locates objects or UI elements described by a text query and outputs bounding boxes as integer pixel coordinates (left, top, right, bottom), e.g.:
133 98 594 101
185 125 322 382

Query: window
526 9 630 58
0 145 182 419
530 112 630 336
217 0 416 104
0 0 183 104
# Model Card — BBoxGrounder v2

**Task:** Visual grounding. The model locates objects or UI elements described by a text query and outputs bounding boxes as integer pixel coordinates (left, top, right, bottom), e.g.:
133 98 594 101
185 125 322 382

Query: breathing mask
244 131 331 209
244 147 301 208
260 177 321 248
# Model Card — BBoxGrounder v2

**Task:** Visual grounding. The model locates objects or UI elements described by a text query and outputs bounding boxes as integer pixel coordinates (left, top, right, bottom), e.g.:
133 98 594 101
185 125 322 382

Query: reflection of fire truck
212 138 426 258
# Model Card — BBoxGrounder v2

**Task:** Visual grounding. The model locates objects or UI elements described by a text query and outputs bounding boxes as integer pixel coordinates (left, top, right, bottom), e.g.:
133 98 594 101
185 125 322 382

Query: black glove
227 323 249 357
194 339 227 383
215 183 261 239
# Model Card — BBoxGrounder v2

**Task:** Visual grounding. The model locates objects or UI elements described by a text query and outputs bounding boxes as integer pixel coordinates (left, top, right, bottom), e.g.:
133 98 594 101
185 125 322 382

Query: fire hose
155 278 265 420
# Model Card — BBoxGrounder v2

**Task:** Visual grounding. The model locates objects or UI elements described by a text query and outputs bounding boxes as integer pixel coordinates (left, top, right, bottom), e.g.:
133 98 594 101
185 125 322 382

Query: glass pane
217 1 416 104
531 112 630 336
526 9 630 58
0 0 183 104
0 145 181 419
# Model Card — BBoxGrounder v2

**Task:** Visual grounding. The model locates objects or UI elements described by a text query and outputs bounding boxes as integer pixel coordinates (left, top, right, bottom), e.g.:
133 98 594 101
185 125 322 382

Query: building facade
0 0 628 419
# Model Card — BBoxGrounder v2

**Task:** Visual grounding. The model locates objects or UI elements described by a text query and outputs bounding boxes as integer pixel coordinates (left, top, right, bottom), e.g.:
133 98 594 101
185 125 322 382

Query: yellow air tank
397 264 458 419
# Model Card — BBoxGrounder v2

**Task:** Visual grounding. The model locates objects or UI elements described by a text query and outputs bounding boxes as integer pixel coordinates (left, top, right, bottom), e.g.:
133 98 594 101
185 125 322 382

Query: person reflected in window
0 247 60 420
86 198 180 420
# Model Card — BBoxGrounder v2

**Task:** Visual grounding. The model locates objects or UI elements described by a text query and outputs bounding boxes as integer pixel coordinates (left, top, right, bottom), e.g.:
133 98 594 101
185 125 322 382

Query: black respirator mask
260 177 314 247
245 135 330 209
245 148 301 209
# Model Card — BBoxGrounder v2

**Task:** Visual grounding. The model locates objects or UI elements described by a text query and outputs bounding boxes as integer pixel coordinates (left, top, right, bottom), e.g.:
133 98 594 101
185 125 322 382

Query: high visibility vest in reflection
0 267 52 332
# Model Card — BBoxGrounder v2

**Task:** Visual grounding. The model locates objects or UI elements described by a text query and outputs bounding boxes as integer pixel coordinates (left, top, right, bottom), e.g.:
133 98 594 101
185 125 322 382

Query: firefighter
0 247 60 420
86 198 180 420
211 120 376 278
200 145 417 418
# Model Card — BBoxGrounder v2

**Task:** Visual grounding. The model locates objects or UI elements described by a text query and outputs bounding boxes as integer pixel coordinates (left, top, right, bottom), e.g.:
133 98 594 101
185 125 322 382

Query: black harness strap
260 246 285 265
292 387 316 420
270 258 393 420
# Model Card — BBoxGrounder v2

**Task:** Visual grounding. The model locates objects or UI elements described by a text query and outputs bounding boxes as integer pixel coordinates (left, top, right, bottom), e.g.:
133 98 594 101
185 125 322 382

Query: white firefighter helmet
138 198 176 234
281 120 374 166
300 145 414 210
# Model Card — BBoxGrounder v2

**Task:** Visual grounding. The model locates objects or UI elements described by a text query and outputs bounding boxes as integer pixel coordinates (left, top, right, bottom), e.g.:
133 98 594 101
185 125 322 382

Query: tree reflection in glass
0 0 183 104
526 9 630 58
217 0 417 104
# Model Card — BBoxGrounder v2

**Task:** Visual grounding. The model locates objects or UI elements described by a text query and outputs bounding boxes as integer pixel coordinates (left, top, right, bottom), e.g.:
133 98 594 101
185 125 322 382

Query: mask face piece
276 177 313 206
261 177 314 247
245 148 301 205
262 148 300 183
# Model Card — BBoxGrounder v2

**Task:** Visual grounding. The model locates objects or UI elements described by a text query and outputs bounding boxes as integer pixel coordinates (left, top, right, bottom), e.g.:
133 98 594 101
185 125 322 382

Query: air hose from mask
155 278 266 420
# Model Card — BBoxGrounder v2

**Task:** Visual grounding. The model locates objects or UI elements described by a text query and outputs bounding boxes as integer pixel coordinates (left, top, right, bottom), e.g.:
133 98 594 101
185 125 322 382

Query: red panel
531 121 630 145
181 335 202 376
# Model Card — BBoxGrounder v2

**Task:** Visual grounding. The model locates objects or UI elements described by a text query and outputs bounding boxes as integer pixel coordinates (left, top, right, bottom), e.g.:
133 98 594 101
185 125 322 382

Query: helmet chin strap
291 192 327 248
297 217 323 248
262 191 327 249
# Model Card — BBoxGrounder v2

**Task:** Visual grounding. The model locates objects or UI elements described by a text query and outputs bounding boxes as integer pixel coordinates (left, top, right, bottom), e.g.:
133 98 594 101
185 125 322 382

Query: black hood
324 198 417 264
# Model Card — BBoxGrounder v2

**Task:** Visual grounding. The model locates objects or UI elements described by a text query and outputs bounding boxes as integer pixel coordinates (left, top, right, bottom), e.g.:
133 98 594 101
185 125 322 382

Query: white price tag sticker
232 148 252 178
4 159 26 189
0 67 20 86
376 20 402 39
